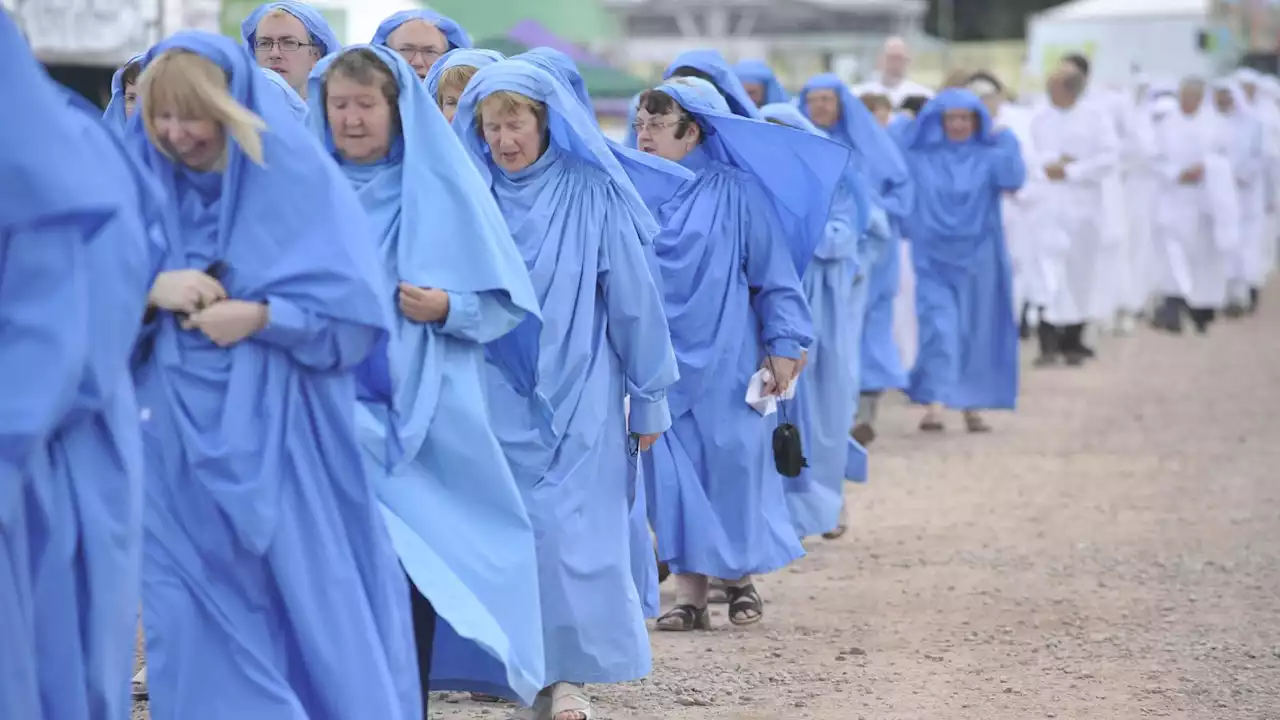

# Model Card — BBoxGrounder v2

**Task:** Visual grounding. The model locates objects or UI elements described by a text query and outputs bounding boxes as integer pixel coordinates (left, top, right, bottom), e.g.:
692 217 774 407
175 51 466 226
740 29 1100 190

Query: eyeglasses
631 118 680 135
395 46 446 62
254 37 314 53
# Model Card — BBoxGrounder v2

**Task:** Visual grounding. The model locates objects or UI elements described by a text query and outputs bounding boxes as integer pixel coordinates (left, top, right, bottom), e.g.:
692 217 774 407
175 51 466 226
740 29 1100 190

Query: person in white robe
1028 66 1118 366
854 36 934 110
1115 81 1161 327
1149 77 1239 335
1212 78 1267 317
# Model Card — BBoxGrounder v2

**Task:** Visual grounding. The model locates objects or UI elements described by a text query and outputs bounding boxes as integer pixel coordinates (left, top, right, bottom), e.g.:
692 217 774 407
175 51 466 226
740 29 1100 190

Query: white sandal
549 682 593 720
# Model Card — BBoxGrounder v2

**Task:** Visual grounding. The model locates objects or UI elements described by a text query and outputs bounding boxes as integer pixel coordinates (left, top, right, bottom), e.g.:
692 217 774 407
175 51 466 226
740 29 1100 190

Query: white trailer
3 0 222 67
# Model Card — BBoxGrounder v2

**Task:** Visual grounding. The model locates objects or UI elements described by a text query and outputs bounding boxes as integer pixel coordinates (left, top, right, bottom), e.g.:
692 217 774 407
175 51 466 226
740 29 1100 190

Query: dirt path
137 308 1280 720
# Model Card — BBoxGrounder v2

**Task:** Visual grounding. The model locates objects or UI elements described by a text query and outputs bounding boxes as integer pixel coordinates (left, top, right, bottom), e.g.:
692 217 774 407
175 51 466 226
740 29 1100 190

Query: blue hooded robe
1 16 151 719
761 101 873 537
453 61 679 690
664 49 762 119
424 48 504 111
307 45 546 704
734 59 789 106
240 0 341 56
800 73 914 395
900 89 1025 410
639 77 842 583
128 32 418 720
103 52 144 132
371 8 472 50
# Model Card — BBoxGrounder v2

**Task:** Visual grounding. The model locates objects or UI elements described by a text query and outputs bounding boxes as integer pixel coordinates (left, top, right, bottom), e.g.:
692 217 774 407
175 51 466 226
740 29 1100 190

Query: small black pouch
766 357 807 478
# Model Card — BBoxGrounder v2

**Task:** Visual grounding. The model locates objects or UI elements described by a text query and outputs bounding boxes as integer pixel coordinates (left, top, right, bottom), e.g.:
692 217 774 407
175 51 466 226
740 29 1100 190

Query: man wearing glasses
372 10 472 80
241 1 342 98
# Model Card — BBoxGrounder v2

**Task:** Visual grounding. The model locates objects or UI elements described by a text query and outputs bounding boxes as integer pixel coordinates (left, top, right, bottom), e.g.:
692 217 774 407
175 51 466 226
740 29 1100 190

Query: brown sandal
726 583 764 626
655 604 711 631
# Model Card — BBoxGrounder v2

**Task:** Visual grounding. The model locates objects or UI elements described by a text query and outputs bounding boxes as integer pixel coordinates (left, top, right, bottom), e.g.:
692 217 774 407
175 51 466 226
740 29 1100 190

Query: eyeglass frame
254 37 316 54
394 45 448 63
630 112 690 136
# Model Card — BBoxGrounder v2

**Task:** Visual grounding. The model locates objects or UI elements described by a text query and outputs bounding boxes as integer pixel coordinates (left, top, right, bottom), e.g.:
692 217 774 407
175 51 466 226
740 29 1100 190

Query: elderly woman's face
481 100 542 173
943 108 977 142
151 101 225 172
805 89 841 128
325 72 395 165
635 106 696 163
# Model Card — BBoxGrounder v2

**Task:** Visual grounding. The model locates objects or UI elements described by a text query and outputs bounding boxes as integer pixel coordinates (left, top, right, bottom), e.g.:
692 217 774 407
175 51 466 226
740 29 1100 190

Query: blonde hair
137 50 268 166
477 90 548 129
436 64 479 104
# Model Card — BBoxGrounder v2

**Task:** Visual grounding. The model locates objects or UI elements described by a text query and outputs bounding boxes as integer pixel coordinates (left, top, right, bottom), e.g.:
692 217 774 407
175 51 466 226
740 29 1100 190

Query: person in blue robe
127 32 418 720
899 89 1026 432
425 48 505 121
241 1 341 98
512 46 694 620
632 76 846 630
1 16 152 720
372 9 471 80
734 59 789 107
103 52 144 131
306 44 545 713
799 72 914 446
452 60 679 720
259 65 309 120
663 49 762 119
760 101 874 541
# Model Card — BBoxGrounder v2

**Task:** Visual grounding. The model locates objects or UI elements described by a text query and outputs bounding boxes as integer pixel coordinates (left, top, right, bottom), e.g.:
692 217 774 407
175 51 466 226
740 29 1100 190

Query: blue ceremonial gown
372 9 471 49
664 49 762 119
240 1 341 56
453 61 679 688
640 79 844 581
103 52 144 132
900 90 1025 410
513 46 694 619
129 34 417 720
307 46 545 704
260 67 308 120
761 103 872 537
1 20 150 719
734 59 789 105
800 74 914 395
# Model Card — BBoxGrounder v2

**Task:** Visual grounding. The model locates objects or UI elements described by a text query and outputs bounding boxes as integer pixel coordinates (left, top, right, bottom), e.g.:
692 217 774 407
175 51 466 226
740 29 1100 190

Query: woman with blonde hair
424 48 504 121
452 60 679 720
128 32 417 720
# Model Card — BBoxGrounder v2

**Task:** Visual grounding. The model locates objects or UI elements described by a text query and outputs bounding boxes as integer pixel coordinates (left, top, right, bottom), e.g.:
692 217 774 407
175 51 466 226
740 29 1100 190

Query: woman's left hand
398 283 450 323
183 300 268 347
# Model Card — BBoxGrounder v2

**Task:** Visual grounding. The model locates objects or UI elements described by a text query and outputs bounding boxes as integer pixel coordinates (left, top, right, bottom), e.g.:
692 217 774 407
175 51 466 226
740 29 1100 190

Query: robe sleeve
597 191 679 436
993 131 1028 192
0 226 90 470
438 290 527 345
1062 113 1119 184
743 180 815 361
256 296 383 372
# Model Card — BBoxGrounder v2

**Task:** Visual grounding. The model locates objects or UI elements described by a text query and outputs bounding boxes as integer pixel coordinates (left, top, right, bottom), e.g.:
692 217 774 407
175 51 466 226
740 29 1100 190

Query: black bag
766 357 807 478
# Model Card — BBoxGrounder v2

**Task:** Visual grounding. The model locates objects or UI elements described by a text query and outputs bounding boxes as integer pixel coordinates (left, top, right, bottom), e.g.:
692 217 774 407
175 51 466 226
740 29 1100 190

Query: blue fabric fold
899 89 1026 411
259 66 308 120
656 77 851 276
240 1 341 56
372 8 472 49
453 59 680 691
103 52 145 132
424 48 505 103
307 45 545 705
734 59 789 105
664 49 762 119
128 31 419 720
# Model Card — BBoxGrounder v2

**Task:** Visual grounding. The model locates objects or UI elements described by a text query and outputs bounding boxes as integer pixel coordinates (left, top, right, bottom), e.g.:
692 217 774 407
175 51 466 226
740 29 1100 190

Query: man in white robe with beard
1029 66 1118 366
1150 77 1239 335
854 36 933 110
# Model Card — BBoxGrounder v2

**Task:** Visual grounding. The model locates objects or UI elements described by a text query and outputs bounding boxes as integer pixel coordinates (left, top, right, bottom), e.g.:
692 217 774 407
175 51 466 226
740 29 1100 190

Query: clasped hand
398 283 450 324
148 270 266 347
761 355 801 396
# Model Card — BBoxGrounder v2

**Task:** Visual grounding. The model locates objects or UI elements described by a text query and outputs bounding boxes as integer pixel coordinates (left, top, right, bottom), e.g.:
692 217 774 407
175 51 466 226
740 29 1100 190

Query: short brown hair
120 60 142 88
638 89 702 142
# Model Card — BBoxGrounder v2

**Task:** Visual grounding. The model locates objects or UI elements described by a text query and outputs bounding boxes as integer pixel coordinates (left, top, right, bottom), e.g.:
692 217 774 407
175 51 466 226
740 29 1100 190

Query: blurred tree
924 0 1072 41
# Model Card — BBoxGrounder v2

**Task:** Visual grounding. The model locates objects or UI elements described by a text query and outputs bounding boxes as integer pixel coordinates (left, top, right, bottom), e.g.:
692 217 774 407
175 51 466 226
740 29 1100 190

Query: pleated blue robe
307 46 545 704
1 21 150 718
902 91 1026 410
130 33 418 720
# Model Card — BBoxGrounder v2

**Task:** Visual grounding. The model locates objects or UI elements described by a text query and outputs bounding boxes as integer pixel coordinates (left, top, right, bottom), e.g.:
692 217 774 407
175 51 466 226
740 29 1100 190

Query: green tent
474 36 650 100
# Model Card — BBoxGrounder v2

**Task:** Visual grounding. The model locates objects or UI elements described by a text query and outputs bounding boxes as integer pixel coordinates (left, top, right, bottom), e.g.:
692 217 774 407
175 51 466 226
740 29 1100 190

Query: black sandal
655 604 711 631
725 583 764 626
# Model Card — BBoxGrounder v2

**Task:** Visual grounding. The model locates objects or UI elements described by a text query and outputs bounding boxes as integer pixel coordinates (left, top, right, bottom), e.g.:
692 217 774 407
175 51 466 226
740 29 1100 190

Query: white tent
1025 0 1215 86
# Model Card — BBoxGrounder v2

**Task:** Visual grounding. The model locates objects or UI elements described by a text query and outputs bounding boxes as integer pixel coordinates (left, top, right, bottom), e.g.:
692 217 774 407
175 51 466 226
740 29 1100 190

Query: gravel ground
134 305 1280 720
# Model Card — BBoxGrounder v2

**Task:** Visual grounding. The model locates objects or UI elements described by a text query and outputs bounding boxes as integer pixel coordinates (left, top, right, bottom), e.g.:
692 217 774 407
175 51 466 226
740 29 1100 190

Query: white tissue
745 368 797 416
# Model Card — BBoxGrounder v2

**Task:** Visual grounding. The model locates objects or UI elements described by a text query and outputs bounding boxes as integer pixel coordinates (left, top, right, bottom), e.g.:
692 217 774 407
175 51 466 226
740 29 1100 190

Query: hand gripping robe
901 90 1026 411
640 77 841 580
452 61 680 688
513 46 694 618
800 73 914 394
1 18 150 719
307 47 545 703
128 33 417 720
1151 94 1239 311
760 102 873 537
372 9 472 49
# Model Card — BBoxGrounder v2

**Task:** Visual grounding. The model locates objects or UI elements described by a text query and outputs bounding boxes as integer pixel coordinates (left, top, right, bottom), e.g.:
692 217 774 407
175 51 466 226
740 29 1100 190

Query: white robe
996 103 1052 316
853 75 934 108
1216 87 1267 302
1029 99 1120 327
1151 105 1239 309
1118 94 1160 314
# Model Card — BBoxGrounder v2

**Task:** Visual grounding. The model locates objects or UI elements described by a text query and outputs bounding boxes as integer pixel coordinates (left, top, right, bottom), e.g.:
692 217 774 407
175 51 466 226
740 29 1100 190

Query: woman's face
151 102 226 171
325 73 395 164
805 89 841 128
481 101 542 173
635 107 696 163
439 81 464 123
943 108 977 142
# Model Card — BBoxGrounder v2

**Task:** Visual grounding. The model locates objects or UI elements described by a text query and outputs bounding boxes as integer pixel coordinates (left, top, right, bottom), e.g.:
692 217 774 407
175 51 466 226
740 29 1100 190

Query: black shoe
1064 352 1087 367
1151 297 1185 334
1249 287 1261 314
1033 353 1060 368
